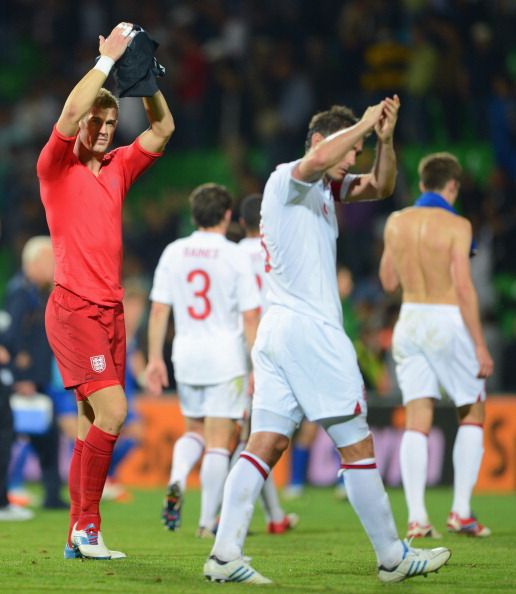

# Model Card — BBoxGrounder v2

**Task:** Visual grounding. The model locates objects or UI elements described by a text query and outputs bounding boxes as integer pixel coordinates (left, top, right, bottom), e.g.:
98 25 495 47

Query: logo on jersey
323 202 329 216
90 355 106 373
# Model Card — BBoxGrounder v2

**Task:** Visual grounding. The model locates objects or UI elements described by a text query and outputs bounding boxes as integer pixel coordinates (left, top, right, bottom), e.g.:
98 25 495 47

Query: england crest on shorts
90 355 106 373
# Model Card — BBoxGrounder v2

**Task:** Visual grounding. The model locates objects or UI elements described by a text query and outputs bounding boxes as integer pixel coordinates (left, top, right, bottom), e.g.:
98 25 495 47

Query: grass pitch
0 486 515 593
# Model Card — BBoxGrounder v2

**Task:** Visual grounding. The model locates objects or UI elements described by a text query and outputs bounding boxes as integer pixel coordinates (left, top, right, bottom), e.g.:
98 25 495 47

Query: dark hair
189 183 233 228
418 152 463 191
239 193 262 231
305 105 358 151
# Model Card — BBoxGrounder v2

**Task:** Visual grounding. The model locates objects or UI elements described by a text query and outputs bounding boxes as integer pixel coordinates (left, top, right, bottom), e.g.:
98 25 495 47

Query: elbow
156 115 175 141
163 114 175 139
376 177 397 200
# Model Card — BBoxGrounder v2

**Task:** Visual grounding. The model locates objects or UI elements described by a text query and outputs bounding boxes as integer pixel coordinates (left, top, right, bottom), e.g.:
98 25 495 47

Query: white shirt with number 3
150 231 261 385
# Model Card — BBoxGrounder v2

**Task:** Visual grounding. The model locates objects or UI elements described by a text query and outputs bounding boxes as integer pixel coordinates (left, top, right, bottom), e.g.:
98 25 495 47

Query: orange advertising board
118 395 290 488
118 394 516 493
476 397 516 492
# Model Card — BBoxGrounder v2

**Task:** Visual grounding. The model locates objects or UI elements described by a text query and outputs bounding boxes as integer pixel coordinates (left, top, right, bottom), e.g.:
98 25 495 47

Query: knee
247 432 289 468
97 402 128 434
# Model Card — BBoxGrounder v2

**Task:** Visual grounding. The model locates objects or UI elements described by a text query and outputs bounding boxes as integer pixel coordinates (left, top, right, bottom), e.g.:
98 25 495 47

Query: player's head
189 183 233 230
22 235 54 287
78 88 119 155
239 193 262 236
418 152 462 201
305 105 362 181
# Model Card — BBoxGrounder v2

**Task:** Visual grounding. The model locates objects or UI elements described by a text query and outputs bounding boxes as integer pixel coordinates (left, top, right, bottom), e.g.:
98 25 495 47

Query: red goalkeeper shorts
45 285 126 401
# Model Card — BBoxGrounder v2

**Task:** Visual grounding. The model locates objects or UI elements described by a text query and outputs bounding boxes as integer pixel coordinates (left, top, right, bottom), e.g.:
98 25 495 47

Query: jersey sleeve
235 251 261 313
149 244 176 306
269 160 315 206
118 137 162 189
331 174 360 202
36 125 76 181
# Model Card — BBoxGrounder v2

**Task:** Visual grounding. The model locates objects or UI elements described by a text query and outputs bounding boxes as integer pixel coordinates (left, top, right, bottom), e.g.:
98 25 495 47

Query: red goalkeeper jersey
37 126 161 305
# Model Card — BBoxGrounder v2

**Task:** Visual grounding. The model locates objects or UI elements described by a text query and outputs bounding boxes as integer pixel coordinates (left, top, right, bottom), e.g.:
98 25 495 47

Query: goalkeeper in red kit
37 22 174 559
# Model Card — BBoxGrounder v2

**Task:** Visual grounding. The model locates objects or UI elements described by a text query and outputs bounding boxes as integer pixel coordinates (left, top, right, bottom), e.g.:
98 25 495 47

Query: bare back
384 207 471 304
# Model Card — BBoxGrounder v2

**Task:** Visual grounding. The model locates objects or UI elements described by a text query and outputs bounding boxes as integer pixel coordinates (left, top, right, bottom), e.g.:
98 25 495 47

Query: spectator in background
3 236 66 510
0 309 34 521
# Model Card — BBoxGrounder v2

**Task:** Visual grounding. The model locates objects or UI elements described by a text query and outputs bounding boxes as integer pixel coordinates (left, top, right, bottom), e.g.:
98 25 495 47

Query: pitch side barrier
115 394 516 493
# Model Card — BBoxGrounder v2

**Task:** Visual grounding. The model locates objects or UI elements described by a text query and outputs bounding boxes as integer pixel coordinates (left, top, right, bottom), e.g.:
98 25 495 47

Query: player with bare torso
380 152 494 539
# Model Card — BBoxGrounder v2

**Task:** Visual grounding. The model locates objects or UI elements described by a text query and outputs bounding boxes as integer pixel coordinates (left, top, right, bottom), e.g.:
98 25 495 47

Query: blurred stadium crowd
1 0 516 393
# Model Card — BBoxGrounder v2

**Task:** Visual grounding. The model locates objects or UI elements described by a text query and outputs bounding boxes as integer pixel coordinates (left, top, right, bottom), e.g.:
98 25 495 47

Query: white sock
451 424 484 518
260 475 285 523
400 430 429 525
211 452 269 561
170 432 204 491
199 448 230 530
343 458 404 569
230 441 245 468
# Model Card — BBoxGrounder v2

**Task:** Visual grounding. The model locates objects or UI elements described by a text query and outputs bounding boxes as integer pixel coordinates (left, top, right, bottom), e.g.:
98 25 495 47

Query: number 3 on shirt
187 269 211 320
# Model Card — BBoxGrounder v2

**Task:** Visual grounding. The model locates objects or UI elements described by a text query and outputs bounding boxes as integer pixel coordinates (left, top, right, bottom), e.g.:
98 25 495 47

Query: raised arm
145 300 172 395
293 102 385 183
379 215 400 293
347 95 400 202
450 221 494 379
139 91 175 154
56 23 133 137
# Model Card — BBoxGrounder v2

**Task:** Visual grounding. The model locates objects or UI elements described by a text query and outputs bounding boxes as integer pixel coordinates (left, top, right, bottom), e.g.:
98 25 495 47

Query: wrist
94 55 115 77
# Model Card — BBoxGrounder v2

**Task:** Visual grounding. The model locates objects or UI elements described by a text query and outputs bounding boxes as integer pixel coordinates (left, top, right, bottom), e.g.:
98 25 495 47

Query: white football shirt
150 231 261 384
260 159 356 329
238 236 270 315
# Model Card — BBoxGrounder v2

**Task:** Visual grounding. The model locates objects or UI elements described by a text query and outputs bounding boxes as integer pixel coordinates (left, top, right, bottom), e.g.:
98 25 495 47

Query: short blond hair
93 87 119 112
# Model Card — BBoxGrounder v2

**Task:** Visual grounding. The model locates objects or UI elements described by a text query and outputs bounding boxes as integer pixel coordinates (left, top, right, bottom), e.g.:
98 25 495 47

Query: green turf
0 487 515 593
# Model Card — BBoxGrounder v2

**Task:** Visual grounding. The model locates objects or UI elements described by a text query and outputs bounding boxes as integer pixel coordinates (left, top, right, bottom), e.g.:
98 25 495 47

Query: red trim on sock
340 463 377 470
205 449 230 457
240 453 268 480
459 422 483 429
184 432 205 448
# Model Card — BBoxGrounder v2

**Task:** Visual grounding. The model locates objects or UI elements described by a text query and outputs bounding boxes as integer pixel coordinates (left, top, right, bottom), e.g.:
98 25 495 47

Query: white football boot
378 541 451 583
204 556 272 584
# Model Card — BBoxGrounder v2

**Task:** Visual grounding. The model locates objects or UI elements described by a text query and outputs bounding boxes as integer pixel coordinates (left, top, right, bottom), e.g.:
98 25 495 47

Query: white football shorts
251 306 367 429
393 303 486 407
177 376 248 419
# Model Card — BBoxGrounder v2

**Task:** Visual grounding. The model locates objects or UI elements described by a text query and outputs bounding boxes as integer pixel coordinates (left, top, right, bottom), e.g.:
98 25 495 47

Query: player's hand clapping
98 22 135 62
375 95 401 144
360 101 386 132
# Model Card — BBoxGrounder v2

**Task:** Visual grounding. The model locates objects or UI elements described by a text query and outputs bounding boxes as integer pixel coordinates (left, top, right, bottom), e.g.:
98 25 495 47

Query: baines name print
183 248 219 259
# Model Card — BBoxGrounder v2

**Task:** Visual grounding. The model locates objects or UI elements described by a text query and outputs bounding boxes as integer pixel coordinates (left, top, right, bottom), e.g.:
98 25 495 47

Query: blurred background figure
102 278 148 502
3 236 66 510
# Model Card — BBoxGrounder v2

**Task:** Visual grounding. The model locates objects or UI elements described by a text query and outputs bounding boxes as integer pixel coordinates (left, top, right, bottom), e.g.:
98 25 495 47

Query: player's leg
448 400 490 536
400 397 441 537
64 396 93 557
284 419 318 500
162 415 204 530
329 417 450 582
198 376 249 536
204 424 291 584
198 416 235 536
71 383 127 559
